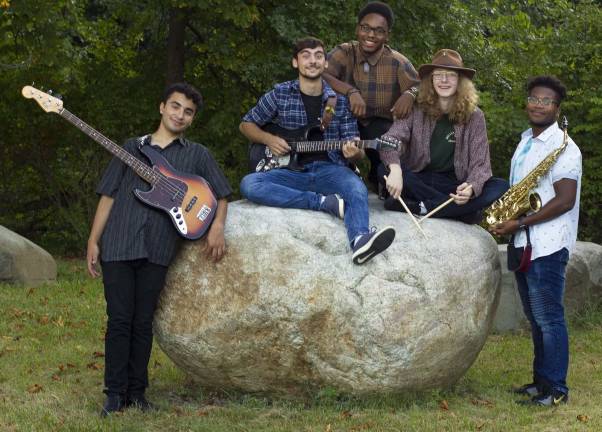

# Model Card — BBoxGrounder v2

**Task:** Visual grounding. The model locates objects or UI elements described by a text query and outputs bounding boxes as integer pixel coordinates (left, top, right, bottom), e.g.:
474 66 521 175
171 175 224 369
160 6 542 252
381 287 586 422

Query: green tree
1 0 600 254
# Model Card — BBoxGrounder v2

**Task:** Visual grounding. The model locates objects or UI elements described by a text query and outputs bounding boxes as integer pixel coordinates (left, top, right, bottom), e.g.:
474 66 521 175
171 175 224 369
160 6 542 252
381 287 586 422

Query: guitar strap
320 96 337 132
136 134 151 148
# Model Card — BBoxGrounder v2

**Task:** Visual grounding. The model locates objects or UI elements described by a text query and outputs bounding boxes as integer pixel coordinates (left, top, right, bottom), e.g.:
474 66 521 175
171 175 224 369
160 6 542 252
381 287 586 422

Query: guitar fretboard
295 139 376 153
59 108 160 184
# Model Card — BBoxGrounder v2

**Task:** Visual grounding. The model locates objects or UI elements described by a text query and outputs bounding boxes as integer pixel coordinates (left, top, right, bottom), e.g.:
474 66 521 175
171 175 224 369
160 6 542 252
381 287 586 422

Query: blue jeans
240 161 369 243
515 248 570 395
377 164 509 219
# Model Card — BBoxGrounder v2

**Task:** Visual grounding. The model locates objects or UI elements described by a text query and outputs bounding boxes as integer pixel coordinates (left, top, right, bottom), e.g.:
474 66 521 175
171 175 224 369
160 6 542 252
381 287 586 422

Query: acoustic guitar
22 86 216 240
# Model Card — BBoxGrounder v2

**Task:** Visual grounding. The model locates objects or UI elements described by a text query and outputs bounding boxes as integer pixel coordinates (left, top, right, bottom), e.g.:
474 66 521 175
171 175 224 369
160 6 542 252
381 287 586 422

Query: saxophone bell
529 193 541 213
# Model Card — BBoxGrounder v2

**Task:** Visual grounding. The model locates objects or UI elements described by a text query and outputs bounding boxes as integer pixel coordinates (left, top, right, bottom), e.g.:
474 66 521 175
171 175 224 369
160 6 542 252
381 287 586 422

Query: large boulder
0 225 57 286
493 241 602 332
154 196 501 395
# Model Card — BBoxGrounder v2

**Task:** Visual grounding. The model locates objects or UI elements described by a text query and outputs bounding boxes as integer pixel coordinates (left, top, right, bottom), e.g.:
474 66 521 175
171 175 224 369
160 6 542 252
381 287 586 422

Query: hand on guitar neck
341 138 364 162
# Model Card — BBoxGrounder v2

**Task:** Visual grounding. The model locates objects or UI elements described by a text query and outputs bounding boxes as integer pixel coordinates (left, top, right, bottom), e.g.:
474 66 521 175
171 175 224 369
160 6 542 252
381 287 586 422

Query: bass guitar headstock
21 86 63 114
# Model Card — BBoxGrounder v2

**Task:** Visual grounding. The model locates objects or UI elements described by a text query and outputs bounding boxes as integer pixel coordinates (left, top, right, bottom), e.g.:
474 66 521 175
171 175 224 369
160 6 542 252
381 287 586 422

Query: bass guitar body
134 145 216 239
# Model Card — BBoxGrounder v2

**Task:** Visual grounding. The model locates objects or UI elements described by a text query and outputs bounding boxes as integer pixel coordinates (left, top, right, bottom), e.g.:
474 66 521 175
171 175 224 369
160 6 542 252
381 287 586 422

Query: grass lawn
1 259 601 431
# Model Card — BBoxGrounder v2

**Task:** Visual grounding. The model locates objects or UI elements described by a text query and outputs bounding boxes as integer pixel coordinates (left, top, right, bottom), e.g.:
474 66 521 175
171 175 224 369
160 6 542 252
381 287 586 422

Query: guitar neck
295 139 375 153
59 108 155 183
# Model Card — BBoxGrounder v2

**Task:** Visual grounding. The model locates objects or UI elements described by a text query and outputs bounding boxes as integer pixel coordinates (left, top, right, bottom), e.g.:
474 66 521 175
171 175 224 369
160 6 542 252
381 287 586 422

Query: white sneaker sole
352 227 396 265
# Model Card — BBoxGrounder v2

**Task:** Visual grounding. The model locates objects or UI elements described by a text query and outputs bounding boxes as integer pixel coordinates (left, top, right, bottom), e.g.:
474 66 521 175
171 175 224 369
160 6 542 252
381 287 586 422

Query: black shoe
319 194 345 219
458 210 484 224
352 226 396 265
377 183 389 200
384 196 420 214
517 389 568 407
126 394 157 412
512 382 540 397
100 394 125 417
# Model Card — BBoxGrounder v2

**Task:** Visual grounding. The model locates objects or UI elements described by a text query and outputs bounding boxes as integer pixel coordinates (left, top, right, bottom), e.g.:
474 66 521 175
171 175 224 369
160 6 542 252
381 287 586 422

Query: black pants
101 259 168 396
359 118 393 185
378 163 509 219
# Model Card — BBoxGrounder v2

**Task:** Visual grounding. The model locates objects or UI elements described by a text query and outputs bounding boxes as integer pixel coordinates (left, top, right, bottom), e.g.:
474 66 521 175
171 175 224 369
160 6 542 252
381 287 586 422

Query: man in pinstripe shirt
86 82 231 416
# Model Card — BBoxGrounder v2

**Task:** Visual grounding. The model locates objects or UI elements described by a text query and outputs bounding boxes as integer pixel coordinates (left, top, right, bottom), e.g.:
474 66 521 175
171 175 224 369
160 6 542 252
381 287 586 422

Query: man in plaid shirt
239 37 395 265
324 1 419 190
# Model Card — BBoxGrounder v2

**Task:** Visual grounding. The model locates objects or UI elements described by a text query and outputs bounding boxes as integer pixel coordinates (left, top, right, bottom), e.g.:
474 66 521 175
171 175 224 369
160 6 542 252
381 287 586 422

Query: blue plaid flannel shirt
242 79 359 166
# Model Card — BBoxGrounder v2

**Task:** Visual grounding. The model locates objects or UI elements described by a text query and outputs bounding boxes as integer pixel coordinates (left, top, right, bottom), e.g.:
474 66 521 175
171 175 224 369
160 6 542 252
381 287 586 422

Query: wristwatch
518 216 528 229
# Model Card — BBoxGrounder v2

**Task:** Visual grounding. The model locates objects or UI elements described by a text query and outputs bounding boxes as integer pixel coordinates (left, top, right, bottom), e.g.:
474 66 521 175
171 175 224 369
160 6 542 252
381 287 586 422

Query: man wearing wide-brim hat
377 48 509 223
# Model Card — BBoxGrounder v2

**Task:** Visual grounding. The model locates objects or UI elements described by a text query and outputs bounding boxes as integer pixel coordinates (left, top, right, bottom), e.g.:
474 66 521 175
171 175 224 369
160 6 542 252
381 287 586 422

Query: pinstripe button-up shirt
96 136 232 266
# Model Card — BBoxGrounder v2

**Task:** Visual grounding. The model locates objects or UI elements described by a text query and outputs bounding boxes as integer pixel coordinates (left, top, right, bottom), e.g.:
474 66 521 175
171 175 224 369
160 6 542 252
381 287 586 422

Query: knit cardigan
379 107 493 197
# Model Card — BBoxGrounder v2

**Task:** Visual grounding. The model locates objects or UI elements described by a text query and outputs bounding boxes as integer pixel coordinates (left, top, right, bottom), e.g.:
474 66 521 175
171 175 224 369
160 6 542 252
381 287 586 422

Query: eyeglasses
527 96 558 106
358 24 387 37
432 71 459 81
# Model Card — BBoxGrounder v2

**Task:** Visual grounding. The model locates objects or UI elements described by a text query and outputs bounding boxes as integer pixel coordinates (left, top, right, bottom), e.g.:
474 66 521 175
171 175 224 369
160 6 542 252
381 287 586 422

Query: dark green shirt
426 114 455 173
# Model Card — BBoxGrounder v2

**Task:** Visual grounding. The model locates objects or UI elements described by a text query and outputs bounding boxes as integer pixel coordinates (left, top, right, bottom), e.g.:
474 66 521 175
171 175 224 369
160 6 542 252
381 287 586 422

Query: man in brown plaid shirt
324 1 419 190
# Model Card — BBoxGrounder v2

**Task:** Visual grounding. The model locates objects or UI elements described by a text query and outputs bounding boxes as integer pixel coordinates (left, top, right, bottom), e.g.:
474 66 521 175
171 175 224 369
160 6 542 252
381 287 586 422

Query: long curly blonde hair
416 72 479 124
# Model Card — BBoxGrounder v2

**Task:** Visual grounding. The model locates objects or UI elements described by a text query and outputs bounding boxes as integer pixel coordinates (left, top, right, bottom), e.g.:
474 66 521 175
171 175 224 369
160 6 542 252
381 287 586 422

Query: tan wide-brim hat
418 49 476 80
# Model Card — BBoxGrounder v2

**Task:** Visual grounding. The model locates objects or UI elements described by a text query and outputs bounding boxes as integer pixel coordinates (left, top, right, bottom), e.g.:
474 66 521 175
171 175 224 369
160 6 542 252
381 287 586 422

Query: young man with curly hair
378 49 508 222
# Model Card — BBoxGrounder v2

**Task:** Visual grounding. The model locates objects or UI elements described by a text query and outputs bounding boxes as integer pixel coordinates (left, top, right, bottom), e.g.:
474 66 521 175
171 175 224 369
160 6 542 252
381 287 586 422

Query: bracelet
404 86 418 98
518 216 528 229
346 88 360 97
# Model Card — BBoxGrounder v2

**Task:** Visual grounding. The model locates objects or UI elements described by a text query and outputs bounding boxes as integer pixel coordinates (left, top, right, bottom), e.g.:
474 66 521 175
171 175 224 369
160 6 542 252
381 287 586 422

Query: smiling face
159 91 196 135
356 13 389 55
527 86 560 129
432 68 459 99
292 46 327 80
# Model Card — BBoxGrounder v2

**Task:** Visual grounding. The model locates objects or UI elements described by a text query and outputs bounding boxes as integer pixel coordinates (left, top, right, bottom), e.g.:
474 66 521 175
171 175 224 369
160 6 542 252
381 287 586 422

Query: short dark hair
358 1 394 29
162 82 203 111
527 75 567 103
292 37 326 59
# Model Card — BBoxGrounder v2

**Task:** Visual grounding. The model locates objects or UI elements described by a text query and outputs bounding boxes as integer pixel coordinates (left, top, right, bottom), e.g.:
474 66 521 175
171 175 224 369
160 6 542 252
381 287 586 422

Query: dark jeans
101 259 168 396
359 118 393 185
378 163 509 220
515 248 570 395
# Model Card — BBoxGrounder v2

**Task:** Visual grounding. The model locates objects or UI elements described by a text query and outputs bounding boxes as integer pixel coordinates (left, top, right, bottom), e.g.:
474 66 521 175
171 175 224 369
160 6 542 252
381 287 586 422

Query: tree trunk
166 7 186 85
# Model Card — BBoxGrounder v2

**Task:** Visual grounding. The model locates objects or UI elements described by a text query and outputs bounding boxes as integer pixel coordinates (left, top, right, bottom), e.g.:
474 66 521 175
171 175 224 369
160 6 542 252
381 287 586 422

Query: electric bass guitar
22 86 216 240
248 123 400 172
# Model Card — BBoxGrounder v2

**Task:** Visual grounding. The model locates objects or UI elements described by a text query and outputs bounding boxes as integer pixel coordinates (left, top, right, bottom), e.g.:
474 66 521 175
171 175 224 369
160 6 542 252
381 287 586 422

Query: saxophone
483 116 569 227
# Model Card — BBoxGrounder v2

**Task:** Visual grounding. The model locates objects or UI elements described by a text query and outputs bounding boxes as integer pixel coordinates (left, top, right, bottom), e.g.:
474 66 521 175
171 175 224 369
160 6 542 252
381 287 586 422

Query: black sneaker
100 394 125 417
126 393 157 412
384 196 421 215
352 227 396 265
458 210 484 225
518 389 568 407
320 194 345 219
512 382 540 397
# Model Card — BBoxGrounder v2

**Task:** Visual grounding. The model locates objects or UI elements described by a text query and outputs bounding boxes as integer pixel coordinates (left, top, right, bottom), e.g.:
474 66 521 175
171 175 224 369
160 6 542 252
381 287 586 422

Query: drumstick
418 197 455 223
383 176 427 238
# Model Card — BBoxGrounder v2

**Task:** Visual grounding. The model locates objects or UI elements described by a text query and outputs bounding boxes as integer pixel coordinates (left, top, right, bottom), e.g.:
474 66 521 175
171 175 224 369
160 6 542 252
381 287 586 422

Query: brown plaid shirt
326 41 419 122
